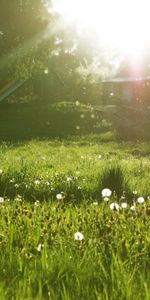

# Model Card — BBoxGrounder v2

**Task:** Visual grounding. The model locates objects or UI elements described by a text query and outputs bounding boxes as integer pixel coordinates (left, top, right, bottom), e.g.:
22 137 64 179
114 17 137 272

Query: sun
51 0 150 62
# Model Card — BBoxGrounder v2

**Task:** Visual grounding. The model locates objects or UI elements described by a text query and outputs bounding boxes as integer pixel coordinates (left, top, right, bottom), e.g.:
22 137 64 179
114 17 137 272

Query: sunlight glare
51 0 150 61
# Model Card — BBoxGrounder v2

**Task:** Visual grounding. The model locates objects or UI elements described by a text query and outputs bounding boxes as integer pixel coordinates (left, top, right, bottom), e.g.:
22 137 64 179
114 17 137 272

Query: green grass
0 134 149 299
0 197 149 300
0 136 150 200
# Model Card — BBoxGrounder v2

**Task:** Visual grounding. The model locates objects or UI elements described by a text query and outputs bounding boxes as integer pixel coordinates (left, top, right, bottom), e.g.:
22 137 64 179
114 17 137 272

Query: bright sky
51 0 150 63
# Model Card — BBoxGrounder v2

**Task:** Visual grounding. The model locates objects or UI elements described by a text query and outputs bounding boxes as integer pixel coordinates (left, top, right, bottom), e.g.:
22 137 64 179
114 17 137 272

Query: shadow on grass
0 102 113 144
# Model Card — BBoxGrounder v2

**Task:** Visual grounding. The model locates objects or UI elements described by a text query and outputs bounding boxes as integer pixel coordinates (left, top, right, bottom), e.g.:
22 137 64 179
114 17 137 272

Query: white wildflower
15 195 22 202
92 201 98 206
0 197 4 203
133 191 138 195
74 232 84 241
130 204 136 211
76 125 80 130
75 101 80 106
137 197 145 204
110 203 120 211
76 171 80 175
56 193 63 200
66 177 72 182
34 180 40 185
121 202 128 209
110 92 114 97
10 179 15 183
80 114 85 119
37 243 42 252
103 197 109 202
44 68 49 74
102 188 112 197
97 155 102 159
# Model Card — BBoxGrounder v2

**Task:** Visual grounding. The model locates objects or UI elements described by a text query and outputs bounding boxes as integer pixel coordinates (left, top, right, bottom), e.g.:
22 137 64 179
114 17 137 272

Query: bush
110 105 150 140
98 164 131 199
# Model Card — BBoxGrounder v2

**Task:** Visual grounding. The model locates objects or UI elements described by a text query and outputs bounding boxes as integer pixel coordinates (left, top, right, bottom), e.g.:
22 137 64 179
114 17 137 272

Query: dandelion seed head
74 232 84 241
15 195 22 202
0 197 4 203
103 197 109 202
93 201 98 206
76 171 80 175
75 101 80 106
76 125 80 130
121 202 128 208
66 177 72 182
45 181 50 186
34 180 40 185
130 205 136 211
133 190 138 195
10 179 15 183
56 193 63 200
97 155 102 159
91 114 95 119
80 114 85 119
110 92 114 97
137 196 145 204
44 68 49 74
102 188 112 197
110 202 120 211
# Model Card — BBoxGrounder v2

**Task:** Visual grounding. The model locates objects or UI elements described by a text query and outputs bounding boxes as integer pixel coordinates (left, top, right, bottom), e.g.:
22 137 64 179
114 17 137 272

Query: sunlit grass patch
0 196 149 300
0 137 150 202
0 137 149 299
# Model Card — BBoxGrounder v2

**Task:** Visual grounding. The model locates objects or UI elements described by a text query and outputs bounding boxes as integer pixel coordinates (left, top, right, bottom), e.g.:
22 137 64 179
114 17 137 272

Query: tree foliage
0 0 50 57
0 1 109 103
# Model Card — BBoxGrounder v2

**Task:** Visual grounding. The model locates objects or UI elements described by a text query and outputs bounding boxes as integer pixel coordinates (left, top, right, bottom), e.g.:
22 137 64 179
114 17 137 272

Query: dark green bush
98 164 131 199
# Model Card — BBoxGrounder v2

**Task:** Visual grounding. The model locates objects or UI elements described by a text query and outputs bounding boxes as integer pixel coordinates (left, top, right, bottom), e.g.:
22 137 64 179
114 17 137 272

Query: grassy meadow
0 103 149 299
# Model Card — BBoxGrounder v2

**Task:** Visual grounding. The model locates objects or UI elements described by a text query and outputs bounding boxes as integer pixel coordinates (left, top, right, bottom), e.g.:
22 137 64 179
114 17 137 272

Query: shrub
98 164 131 199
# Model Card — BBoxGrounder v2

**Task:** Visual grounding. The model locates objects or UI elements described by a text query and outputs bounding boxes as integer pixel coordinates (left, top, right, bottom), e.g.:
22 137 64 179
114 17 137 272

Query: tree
0 0 54 78
0 0 51 56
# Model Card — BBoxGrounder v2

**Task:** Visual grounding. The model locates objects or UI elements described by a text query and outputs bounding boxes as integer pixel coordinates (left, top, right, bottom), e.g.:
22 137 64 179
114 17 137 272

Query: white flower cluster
101 188 147 211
